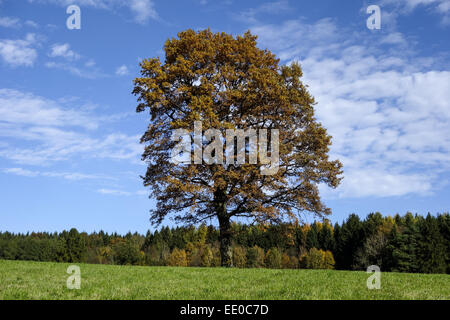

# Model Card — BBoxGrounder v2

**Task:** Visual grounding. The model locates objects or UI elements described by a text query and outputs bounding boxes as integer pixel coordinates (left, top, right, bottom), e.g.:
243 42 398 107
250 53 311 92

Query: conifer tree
334 214 364 270
387 214 419 273
417 214 446 274
318 221 335 251
306 223 319 250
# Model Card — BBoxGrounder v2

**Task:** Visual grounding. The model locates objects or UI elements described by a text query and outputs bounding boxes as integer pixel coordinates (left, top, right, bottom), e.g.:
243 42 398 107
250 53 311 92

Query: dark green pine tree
55 236 69 262
417 214 447 274
436 213 450 273
206 225 219 245
306 223 319 250
266 225 287 250
334 214 364 270
294 226 306 250
363 212 384 239
387 213 419 273
152 230 162 245
318 222 335 252
172 227 188 250
65 228 86 263
142 230 153 251
160 226 173 247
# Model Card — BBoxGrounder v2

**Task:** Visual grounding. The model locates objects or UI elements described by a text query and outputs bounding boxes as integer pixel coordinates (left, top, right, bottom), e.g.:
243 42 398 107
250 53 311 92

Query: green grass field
0 259 448 300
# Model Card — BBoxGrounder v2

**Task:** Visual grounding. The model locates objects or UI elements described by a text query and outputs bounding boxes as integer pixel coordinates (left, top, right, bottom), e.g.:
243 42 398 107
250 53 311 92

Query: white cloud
402 0 449 12
380 0 450 26
251 18 450 199
0 128 142 165
235 1 291 24
136 190 148 196
25 20 39 28
97 188 147 196
0 88 143 166
0 88 97 129
250 18 339 60
42 171 104 180
321 170 432 198
115 65 129 76
380 0 450 13
3 167 112 181
0 33 38 67
49 43 80 60
45 61 104 79
381 32 408 45
129 0 158 24
437 0 450 13
45 45 104 78
0 16 20 28
3 167 39 177
28 0 159 24
0 17 38 29
85 59 95 67
97 188 131 196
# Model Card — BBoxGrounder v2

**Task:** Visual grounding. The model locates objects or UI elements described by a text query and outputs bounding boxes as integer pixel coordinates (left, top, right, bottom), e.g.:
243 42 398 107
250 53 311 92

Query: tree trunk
215 188 233 267
218 213 233 267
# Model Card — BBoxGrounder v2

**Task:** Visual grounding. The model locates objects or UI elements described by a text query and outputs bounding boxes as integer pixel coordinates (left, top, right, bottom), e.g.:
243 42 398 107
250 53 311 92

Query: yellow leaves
380 216 396 235
168 248 188 267
133 29 343 224
299 248 335 269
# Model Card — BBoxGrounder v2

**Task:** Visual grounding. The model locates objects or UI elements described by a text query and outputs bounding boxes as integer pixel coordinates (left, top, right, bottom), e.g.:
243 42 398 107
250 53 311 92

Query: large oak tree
133 29 342 266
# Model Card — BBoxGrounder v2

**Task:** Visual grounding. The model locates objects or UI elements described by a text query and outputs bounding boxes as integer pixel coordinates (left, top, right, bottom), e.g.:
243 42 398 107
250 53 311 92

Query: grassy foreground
0 259 448 300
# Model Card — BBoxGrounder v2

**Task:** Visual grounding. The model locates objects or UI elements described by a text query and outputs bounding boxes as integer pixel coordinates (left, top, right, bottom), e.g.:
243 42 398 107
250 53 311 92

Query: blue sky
0 0 449 234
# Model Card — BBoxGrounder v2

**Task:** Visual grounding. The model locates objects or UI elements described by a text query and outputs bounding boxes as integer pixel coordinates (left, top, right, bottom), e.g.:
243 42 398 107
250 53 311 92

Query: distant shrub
211 247 221 267
168 248 188 267
112 239 143 265
246 246 265 268
185 242 197 266
265 247 282 269
183 243 214 267
232 246 247 268
289 255 299 269
323 250 335 269
281 253 291 269
299 248 335 270
200 246 213 267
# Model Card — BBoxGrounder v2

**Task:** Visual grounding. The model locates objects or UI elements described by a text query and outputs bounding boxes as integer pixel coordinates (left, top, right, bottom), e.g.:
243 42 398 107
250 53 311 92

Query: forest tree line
0 212 448 274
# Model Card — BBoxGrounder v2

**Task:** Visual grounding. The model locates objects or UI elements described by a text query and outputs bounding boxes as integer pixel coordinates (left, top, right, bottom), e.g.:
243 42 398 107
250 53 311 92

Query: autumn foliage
133 29 342 266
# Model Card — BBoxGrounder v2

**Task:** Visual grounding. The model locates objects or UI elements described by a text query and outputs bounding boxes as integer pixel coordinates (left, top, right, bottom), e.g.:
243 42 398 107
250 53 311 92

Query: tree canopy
133 29 343 266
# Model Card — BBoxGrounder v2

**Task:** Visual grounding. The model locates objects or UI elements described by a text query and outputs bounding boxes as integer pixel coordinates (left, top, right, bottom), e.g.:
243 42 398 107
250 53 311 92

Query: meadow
0 259 448 300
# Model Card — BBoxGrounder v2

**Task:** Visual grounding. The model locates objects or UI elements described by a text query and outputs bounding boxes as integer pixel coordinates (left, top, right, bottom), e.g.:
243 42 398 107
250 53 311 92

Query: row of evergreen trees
0 212 448 273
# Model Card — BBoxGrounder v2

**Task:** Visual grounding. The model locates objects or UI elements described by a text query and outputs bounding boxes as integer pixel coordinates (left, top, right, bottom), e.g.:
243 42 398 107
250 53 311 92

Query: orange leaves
133 29 342 226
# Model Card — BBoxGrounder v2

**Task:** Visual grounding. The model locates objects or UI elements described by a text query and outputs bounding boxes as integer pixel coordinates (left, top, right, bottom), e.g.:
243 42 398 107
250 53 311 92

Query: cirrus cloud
0 33 38 67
